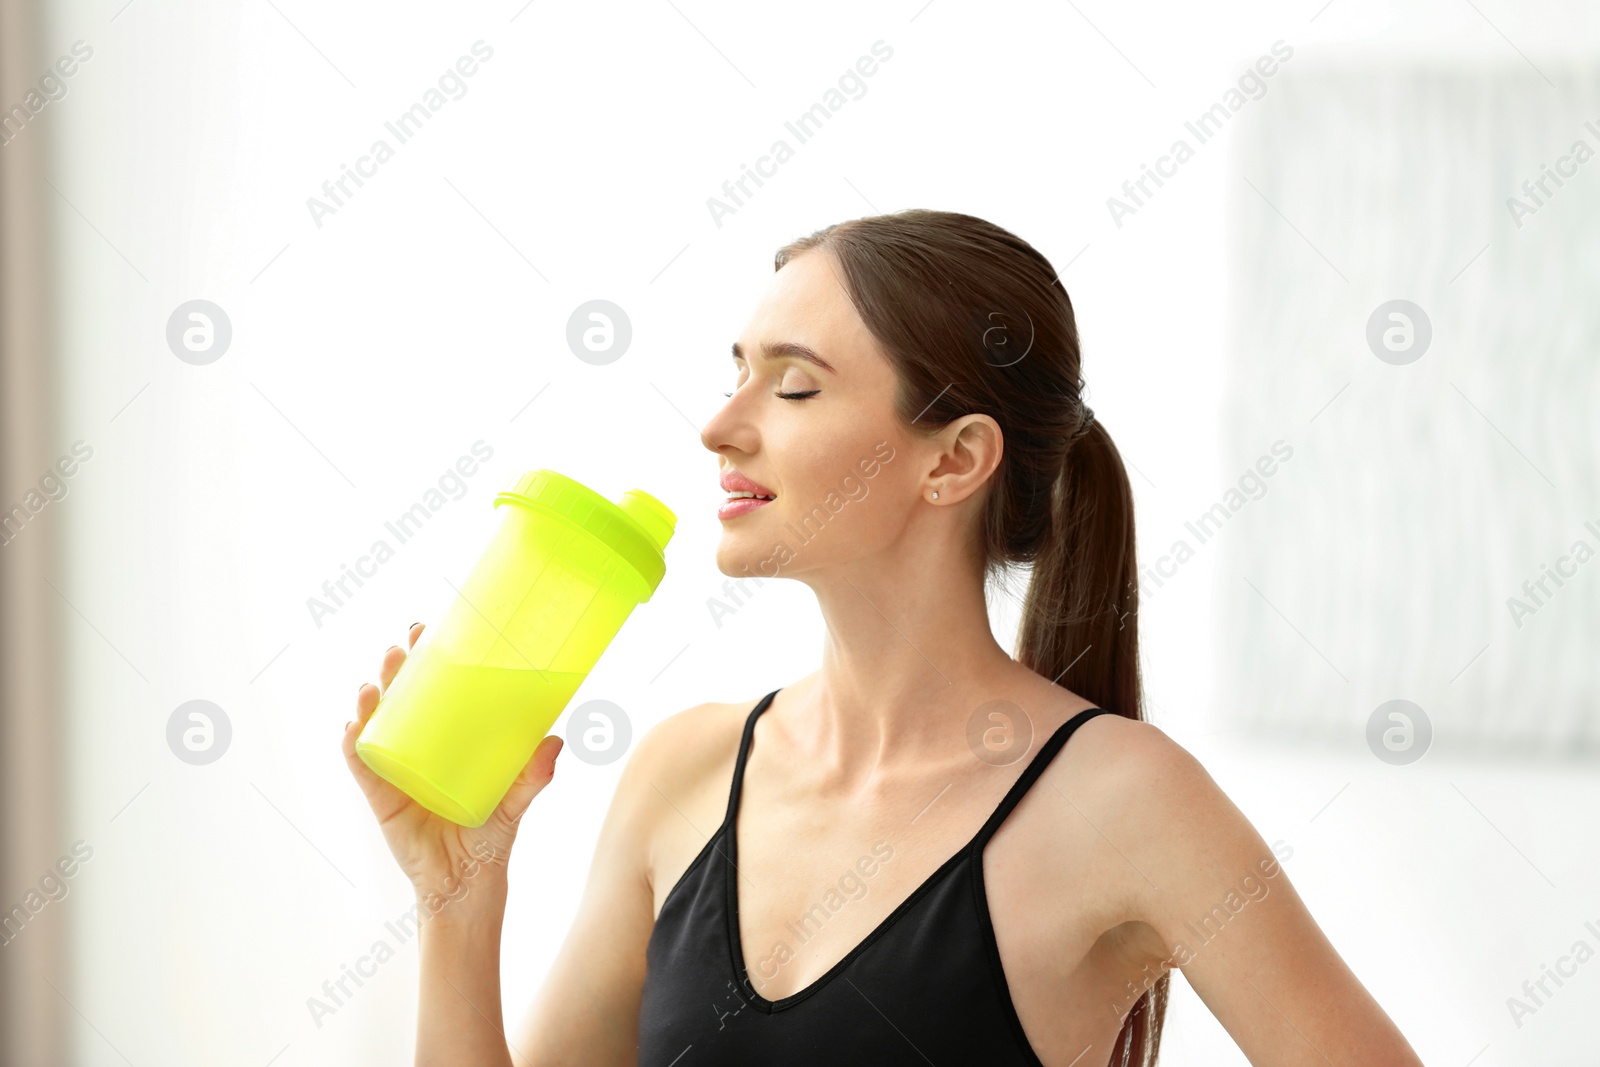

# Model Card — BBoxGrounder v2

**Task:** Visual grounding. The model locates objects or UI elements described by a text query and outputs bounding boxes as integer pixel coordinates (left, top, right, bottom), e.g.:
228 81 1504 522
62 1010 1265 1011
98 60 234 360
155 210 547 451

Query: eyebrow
730 340 837 375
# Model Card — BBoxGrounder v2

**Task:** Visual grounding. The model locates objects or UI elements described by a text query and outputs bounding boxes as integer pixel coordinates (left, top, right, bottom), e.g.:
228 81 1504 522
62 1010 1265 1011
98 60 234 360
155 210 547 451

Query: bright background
5 0 1597 1063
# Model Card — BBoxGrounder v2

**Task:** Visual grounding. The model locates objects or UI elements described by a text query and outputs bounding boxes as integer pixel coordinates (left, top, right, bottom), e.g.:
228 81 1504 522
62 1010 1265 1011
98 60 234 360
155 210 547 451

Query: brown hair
775 209 1164 1065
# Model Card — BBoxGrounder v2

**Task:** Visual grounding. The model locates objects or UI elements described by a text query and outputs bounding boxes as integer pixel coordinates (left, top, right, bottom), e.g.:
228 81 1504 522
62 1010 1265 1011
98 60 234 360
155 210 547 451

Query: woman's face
699 250 924 582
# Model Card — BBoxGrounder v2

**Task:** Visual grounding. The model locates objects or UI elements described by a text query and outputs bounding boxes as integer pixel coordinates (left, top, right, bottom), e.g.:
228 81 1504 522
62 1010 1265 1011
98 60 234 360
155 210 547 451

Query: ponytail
1017 415 1139 715
1017 414 1166 1067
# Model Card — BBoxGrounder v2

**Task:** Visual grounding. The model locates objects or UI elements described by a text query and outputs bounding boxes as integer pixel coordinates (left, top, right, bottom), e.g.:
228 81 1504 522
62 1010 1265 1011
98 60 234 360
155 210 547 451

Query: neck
786 534 1022 782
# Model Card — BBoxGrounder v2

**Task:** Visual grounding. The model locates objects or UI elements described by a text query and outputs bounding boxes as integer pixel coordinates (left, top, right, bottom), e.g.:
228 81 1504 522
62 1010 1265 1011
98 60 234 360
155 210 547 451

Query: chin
714 536 783 580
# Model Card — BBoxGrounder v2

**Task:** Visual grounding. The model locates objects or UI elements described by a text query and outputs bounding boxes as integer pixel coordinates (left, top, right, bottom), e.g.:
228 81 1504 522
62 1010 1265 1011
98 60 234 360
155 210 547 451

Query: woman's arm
348 625 710 1066
415 871 515 1066
502 736 659 1065
505 706 716 1066
1098 722 1425 1065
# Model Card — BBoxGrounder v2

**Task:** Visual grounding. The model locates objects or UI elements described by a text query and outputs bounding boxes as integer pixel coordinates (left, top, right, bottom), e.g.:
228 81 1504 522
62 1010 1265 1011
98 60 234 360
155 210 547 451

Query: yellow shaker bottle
356 469 675 826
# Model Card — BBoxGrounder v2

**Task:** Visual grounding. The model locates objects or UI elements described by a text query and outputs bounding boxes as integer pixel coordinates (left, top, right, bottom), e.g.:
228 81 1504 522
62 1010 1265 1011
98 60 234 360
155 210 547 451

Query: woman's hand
342 622 564 899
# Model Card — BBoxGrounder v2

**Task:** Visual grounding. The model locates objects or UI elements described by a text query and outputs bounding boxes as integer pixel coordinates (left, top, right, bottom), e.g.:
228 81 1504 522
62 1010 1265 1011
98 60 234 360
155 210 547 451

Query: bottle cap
495 469 676 597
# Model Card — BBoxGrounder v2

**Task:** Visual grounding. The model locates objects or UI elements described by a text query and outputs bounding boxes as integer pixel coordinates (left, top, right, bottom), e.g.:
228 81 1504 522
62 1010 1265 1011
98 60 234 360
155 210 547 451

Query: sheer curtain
1215 59 1600 755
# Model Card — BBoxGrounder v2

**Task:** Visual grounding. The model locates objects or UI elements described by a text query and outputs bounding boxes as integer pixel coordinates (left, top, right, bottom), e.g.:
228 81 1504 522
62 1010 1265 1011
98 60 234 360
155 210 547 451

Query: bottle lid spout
618 489 676 552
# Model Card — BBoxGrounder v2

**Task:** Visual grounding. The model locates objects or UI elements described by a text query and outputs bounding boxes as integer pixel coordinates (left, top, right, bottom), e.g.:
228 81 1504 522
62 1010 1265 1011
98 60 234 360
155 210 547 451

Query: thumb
494 733 563 827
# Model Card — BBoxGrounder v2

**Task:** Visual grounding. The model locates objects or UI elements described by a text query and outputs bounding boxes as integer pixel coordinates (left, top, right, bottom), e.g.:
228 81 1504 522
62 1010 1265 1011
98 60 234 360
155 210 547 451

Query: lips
720 469 776 496
719 468 775 521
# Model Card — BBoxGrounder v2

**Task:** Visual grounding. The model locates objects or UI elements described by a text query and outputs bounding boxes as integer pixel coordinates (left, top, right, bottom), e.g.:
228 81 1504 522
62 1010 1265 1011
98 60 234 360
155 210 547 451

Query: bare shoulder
1036 710 1248 857
1051 710 1216 798
624 693 760 795
1043 709 1281 912
618 693 771 907
582 695 758 866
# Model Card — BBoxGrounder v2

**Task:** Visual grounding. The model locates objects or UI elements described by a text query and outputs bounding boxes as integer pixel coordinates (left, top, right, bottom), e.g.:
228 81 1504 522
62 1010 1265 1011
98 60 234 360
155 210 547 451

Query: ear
924 414 1003 503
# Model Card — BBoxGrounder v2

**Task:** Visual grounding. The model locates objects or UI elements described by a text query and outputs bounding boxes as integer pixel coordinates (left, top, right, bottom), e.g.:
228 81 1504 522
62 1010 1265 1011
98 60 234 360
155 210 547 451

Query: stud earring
931 490 940 500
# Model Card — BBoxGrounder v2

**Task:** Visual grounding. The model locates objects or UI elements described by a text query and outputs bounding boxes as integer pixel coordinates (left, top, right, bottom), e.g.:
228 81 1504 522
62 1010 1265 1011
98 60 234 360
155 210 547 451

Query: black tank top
637 688 1114 1066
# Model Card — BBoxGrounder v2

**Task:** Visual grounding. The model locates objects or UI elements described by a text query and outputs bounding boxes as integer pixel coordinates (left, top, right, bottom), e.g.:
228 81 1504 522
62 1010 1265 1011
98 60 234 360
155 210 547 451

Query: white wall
27 0 1599 1063
1216 58 1600 754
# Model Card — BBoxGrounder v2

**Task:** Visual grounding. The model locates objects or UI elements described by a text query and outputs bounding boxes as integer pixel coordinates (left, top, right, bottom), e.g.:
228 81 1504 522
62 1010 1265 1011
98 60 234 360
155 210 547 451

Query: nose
699 387 757 458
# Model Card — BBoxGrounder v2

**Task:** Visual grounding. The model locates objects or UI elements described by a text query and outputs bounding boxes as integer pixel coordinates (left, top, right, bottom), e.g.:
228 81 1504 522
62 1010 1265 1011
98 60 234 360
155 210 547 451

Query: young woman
344 210 1424 1066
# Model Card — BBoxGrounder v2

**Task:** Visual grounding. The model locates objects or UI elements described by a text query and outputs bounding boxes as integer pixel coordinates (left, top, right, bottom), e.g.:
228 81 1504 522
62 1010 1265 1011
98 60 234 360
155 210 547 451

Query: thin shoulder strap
972 706 1115 848
722 688 780 826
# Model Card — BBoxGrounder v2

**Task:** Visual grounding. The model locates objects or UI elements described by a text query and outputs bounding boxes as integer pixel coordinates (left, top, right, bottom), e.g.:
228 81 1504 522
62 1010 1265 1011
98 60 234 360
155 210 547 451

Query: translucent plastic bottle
356 469 675 826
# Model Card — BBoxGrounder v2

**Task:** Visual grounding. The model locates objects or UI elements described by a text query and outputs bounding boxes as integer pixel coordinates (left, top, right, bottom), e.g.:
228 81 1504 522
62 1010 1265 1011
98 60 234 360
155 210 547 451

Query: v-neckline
722 688 1105 1013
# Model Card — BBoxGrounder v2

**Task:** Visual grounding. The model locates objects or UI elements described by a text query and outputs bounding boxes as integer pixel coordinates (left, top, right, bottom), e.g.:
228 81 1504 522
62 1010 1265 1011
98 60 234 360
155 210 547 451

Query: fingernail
345 720 354 732
410 621 422 629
